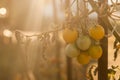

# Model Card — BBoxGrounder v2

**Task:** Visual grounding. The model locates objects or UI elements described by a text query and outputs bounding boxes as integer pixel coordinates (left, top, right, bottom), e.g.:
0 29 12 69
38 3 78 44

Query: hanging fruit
65 43 80 58
88 45 103 59
76 35 91 51
62 28 78 43
77 52 91 64
89 25 105 41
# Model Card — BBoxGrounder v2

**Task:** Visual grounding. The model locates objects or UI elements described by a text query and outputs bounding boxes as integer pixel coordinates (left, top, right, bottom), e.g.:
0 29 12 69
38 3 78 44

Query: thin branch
111 0 115 5
88 0 99 12
88 10 95 15
111 14 120 19
109 15 120 21
88 0 120 42
106 17 120 42
110 3 120 7
15 25 64 37
66 0 76 11
116 0 118 4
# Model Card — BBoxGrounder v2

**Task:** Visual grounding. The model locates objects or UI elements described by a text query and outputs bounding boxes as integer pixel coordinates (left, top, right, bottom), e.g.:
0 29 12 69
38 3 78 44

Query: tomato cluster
62 25 105 64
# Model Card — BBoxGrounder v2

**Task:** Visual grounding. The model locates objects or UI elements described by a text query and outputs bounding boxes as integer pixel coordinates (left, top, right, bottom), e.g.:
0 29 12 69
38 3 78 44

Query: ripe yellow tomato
88 45 103 59
89 25 105 40
77 52 91 64
62 28 78 43
76 35 91 51
65 43 80 58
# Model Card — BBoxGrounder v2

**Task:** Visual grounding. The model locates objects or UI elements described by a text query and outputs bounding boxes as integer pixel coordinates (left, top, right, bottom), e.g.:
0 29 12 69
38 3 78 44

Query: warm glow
3 29 12 37
0 7 7 15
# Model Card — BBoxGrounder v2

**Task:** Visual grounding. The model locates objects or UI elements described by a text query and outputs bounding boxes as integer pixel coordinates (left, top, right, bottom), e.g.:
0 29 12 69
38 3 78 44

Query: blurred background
0 0 120 80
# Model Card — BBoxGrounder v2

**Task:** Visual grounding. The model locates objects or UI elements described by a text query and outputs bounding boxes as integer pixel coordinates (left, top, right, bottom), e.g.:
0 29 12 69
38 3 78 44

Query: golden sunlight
0 7 7 15
3 29 12 37
10 0 55 31
1 0 120 80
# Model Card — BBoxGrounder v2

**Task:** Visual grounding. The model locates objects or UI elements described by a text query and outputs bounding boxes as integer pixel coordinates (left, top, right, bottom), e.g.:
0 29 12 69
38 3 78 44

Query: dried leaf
114 48 119 61
42 53 47 61
114 39 118 49
51 32 57 43
113 76 116 80
37 35 43 41
118 75 120 80
111 65 119 69
45 33 51 47
15 30 25 44
46 33 50 40
116 44 120 49
25 37 31 50
93 67 98 76
108 69 116 75
88 65 94 80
